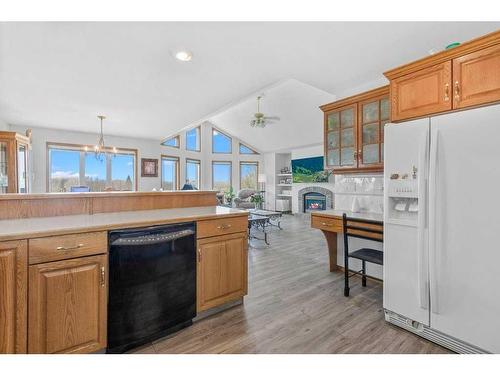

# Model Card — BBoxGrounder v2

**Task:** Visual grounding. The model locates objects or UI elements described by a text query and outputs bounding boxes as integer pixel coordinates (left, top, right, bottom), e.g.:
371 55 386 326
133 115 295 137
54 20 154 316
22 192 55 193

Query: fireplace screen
303 192 327 213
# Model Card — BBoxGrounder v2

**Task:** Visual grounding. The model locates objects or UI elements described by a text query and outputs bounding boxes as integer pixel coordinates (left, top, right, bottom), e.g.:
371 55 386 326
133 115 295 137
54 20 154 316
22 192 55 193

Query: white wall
0 118 9 131
10 121 263 193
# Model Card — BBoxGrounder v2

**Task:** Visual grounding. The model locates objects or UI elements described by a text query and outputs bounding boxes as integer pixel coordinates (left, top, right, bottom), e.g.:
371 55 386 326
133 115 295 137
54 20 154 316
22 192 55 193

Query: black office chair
342 213 383 297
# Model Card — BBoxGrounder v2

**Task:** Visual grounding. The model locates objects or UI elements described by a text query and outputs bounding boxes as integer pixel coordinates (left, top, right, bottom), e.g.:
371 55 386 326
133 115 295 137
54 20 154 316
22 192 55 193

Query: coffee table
248 214 270 245
248 209 283 229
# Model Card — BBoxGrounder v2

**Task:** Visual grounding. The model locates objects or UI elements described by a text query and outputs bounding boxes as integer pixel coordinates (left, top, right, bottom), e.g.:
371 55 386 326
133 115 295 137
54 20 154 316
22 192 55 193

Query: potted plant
224 186 236 206
250 192 264 210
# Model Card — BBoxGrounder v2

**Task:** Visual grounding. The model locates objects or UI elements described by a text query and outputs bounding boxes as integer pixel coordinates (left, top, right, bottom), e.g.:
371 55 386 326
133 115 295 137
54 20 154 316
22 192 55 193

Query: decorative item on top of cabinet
320 85 388 174
385 29 500 122
0 240 27 354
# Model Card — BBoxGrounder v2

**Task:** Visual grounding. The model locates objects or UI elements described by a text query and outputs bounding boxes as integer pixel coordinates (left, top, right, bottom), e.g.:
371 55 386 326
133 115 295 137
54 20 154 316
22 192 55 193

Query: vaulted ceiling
0 22 499 152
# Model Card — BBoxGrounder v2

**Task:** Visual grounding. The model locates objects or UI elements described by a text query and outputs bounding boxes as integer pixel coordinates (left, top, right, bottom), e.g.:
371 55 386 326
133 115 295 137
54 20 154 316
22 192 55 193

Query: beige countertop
312 209 383 222
0 206 248 241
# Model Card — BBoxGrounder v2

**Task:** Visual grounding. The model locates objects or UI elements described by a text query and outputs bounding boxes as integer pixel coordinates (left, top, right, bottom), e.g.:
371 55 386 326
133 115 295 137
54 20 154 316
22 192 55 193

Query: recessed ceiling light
174 50 193 62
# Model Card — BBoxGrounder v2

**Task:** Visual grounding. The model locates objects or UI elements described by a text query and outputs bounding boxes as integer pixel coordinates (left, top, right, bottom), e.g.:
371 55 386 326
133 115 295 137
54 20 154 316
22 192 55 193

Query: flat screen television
292 156 328 183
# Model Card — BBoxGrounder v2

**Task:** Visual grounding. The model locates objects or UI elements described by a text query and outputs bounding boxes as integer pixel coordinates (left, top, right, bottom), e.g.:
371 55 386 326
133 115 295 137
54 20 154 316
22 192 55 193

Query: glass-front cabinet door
17 143 28 193
358 95 389 169
325 104 357 170
0 141 8 193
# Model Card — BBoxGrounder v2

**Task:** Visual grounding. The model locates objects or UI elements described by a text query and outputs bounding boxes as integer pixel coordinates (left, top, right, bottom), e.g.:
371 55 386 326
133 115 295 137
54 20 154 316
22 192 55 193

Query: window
186 159 201 189
111 154 135 191
240 162 258 190
212 161 232 192
48 148 81 192
212 129 232 153
239 143 258 154
161 135 179 148
186 127 200 151
47 143 136 192
161 155 179 190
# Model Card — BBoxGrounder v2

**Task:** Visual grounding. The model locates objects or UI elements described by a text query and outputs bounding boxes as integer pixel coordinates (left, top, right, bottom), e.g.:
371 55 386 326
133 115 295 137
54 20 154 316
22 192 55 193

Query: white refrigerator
383 104 500 354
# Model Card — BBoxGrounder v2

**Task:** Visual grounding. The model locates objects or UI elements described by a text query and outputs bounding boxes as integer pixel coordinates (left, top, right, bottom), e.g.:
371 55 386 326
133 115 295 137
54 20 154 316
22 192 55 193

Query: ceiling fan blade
263 116 280 121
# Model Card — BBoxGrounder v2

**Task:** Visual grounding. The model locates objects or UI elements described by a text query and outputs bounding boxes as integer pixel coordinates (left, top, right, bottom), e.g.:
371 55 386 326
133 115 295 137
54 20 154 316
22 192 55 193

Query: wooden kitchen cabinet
385 30 500 121
390 61 452 121
28 254 107 354
0 131 30 194
321 85 388 174
0 240 27 354
197 232 248 312
453 43 500 109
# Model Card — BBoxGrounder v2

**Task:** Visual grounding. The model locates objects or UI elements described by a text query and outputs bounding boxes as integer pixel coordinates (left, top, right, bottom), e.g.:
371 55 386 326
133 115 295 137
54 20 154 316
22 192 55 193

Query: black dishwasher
107 222 196 353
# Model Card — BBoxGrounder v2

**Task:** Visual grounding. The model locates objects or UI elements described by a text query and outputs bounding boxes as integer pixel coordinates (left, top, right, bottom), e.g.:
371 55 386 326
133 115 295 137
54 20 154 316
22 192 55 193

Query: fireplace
303 192 326 213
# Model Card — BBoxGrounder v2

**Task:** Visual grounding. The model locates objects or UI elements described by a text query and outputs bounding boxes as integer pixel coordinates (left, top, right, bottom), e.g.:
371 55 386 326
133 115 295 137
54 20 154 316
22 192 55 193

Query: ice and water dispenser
387 167 419 224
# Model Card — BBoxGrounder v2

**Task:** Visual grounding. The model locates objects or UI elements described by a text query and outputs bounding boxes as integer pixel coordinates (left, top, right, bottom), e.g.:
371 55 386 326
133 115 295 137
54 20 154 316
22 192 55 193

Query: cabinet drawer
311 215 342 232
29 232 107 265
197 216 248 239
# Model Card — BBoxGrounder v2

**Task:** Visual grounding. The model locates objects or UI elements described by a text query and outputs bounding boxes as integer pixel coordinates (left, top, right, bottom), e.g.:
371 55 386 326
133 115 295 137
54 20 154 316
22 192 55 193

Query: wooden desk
311 210 384 272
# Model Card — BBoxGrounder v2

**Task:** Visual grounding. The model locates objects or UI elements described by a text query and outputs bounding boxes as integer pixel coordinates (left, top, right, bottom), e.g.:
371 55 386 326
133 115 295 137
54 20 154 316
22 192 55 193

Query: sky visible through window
239 143 256 154
213 130 231 153
162 158 177 190
186 160 200 189
49 147 134 192
186 128 199 151
213 162 231 191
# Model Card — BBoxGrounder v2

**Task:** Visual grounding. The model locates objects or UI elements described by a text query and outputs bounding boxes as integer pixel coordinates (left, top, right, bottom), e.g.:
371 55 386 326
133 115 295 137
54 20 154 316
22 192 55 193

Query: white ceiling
209 79 334 153
1 22 499 151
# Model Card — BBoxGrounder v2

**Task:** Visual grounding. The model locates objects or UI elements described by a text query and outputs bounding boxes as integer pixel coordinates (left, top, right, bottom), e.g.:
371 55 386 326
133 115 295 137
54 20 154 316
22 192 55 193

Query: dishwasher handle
110 228 195 246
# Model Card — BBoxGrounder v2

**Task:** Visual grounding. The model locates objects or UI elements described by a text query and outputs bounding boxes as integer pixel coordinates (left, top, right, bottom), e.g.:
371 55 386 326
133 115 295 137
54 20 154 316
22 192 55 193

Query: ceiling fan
250 96 280 128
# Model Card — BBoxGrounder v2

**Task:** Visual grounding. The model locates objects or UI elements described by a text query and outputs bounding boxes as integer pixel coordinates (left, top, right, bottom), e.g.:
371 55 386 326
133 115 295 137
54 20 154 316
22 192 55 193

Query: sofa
233 189 257 209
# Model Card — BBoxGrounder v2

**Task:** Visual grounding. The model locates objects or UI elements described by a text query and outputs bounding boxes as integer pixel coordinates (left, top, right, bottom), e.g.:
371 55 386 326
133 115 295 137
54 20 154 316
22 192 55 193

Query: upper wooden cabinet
0 131 31 194
0 240 27 354
390 61 452 121
321 86 389 174
453 43 500 109
385 30 500 121
197 232 248 312
28 254 107 354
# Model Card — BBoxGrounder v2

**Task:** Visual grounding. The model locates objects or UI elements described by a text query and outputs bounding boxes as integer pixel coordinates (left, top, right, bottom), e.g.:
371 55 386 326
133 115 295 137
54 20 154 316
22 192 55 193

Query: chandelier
93 115 117 161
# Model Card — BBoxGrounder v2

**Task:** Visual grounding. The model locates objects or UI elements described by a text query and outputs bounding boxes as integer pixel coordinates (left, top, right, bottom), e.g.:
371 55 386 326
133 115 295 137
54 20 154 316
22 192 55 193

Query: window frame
46 142 138 192
239 143 258 155
185 126 201 152
212 128 232 154
211 160 232 192
161 135 180 148
160 154 180 190
239 161 259 190
185 158 201 190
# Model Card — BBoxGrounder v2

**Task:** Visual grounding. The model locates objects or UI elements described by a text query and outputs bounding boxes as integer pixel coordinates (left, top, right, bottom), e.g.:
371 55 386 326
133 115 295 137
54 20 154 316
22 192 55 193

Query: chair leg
344 256 350 297
362 260 367 287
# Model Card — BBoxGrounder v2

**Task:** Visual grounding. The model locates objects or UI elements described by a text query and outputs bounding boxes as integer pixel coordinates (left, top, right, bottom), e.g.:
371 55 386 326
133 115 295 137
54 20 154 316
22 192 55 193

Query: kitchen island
311 209 383 272
0 191 249 354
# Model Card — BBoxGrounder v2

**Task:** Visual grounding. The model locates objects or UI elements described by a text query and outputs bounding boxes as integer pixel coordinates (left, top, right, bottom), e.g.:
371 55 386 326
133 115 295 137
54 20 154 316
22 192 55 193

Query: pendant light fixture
94 115 107 161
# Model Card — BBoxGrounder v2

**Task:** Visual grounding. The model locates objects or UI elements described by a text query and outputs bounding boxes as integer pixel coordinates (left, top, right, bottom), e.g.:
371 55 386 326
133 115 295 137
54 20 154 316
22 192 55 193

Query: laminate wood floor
130 214 450 354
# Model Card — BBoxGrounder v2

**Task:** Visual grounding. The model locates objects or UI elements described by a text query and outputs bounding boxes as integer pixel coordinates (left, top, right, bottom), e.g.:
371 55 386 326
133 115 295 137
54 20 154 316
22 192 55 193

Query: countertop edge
0 209 249 242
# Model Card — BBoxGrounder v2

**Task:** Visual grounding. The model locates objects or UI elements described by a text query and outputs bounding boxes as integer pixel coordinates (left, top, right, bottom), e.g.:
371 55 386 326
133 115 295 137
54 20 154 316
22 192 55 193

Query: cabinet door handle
198 249 201 262
444 83 450 101
100 266 105 287
56 243 84 251
454 81 460 99
217 224 232 230
321 222 333 227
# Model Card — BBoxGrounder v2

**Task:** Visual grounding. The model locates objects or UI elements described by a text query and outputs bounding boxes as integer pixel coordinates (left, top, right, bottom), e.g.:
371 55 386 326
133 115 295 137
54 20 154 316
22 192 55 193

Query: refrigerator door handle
429 129 440 314
417 129 429 310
